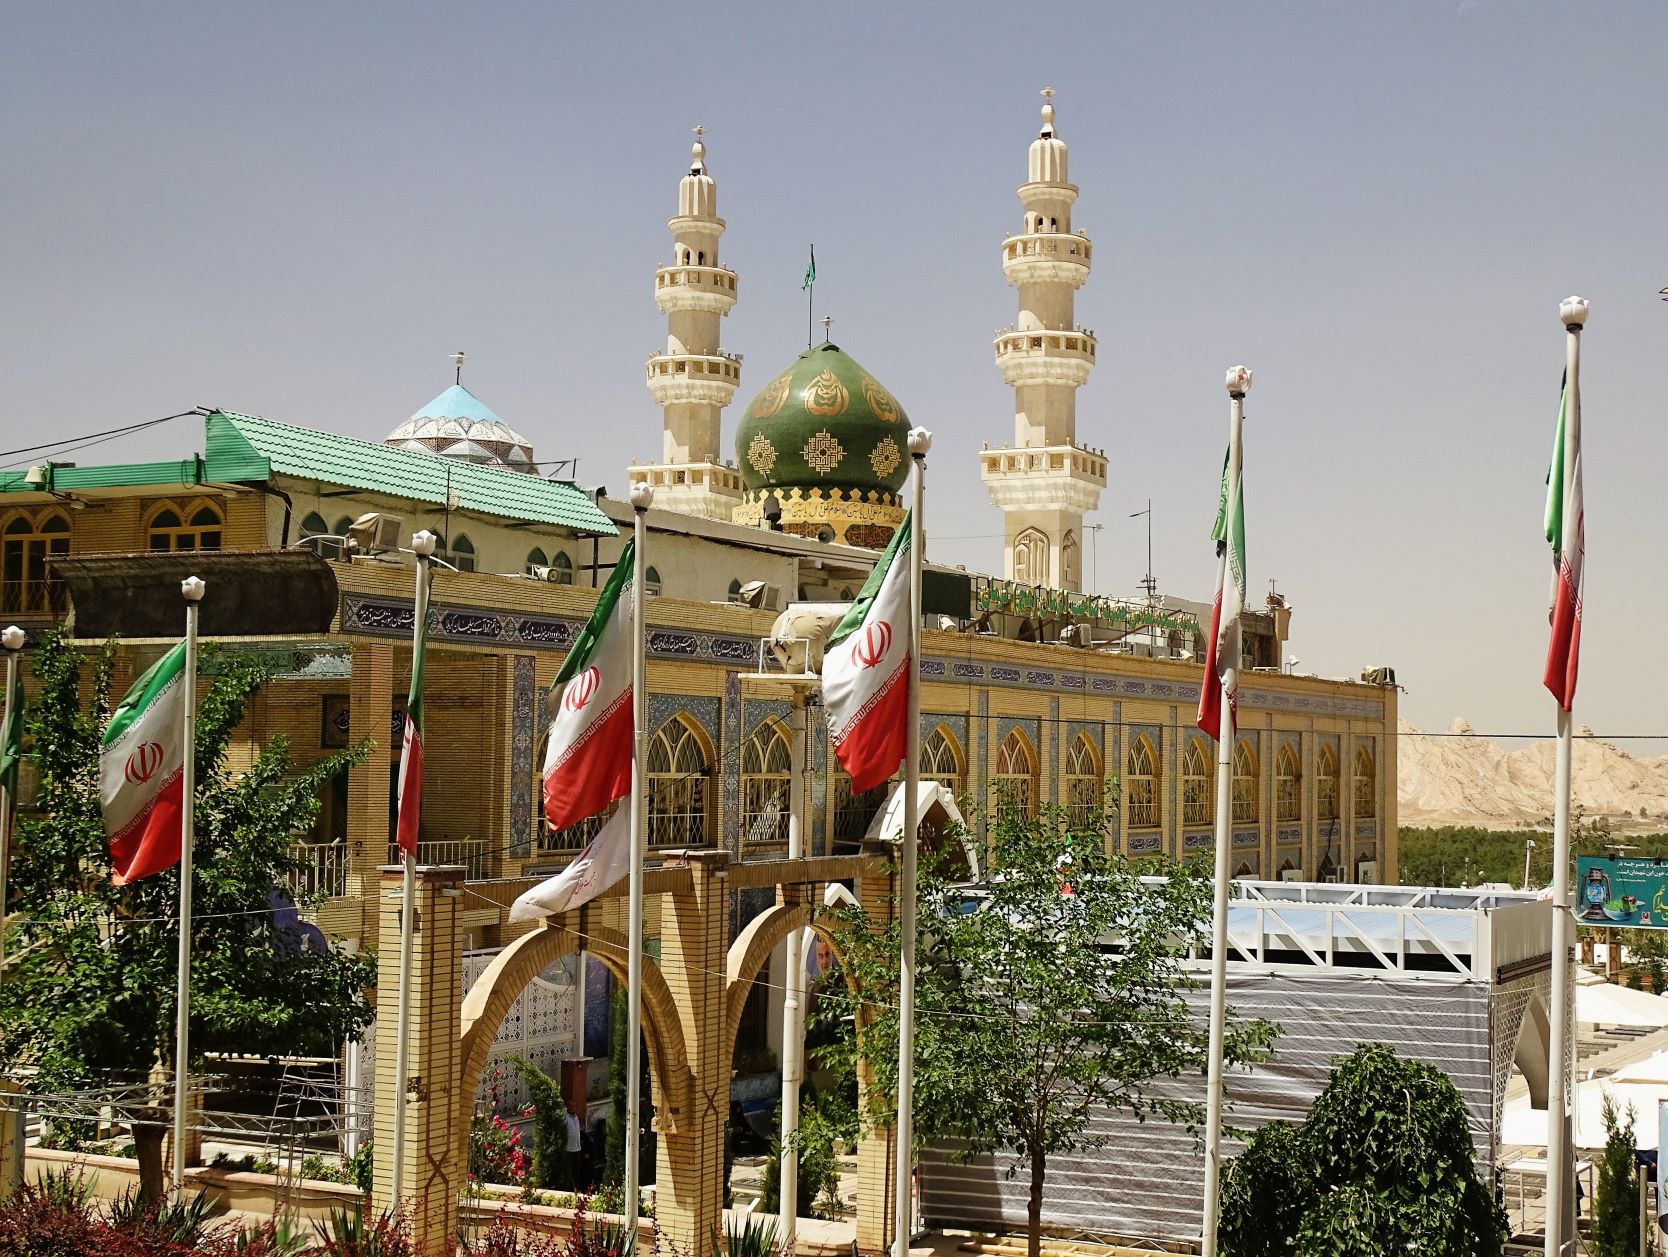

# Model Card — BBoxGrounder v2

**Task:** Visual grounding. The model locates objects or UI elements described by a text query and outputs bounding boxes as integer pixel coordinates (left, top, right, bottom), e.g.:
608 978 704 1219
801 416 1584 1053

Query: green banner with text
1576 855 1668 929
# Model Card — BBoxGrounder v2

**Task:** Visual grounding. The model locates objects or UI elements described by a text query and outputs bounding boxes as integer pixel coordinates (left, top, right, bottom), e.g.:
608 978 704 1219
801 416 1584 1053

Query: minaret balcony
993 326 1097 388
979 440 1108 515
1001 233 1093 288
654 264 739 316
646 350 742 406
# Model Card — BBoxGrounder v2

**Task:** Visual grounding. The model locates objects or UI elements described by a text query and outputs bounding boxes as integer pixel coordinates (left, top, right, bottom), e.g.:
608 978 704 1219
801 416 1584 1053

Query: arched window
148 499 222 552
993 729 1038 818
541 800 618 855
1064 733 1102 828
741 721 793 844
2 511 71 614
299 511 344 559
447 534 476 572
728 578 744 604
1316 745 1340 823
333 516 354 537
1013 528 1046 586
920 726 963 795
1353 745 1377 819
1126 735 1160 830
646 716 711 847
1182 737 1213 827
644 566 662 598
550 552 573 585
1276 743 1301 823
1061 530 1079 590
526 546 548 574
832 769 888 849
1233 740 1259 825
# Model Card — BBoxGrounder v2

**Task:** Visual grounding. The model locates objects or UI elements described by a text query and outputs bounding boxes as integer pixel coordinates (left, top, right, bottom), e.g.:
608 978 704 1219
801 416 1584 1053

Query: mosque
0 91 1412 1254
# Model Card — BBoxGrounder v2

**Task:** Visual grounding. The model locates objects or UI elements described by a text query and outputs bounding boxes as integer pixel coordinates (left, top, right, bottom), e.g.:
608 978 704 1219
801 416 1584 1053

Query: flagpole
172 576 205 1193
1545 296 1586 1257
892 427 932 1257
0 626 23 982
780 694 807 1245
625 482 653 1222
392 531 435 1205
1200 368 1248 1257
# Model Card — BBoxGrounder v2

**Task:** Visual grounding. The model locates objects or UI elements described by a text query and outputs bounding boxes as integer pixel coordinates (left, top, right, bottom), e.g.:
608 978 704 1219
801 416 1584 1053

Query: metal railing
386 836 490 880
288 842 350 899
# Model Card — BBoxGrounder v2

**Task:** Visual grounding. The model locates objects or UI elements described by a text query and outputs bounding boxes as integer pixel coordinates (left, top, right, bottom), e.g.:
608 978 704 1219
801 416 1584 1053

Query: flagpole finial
411 530 438 558
1560 296 1589 328
452 350 466 384
907 427 934 457
629 482 655 513
1 625 23 651
1225 365 1252 398
181 576 206 603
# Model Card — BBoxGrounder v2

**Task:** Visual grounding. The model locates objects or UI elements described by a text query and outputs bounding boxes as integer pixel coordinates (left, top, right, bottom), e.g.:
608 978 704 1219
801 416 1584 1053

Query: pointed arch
2 507 71 615
1233 739 1259 825
147 497 223 552
1064 732 1102 827
994 727 1038 818
1354 743 1377 819
1013 527 1047 587
741 719 793 844
1182 736 1213 827
1061 529 1079 589
920 724 964 795
1276 742 1301 823
647 714 714 847
1316 744 1340 822
1126 733 1160 829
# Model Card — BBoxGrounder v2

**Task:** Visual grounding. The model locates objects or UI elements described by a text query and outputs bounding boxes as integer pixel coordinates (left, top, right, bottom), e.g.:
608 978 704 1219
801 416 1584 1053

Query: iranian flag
394 560 432 859
1 651 23 797
543 539 636 830
509 807 631 921
1544 369 1584 711
1197 432 1246 741
825 514 912 794
102 642 189 885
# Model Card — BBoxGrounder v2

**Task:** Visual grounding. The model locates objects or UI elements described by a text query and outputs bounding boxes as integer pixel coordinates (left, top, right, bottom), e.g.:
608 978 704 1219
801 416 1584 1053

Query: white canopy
1576 972 1668 1028
1502 1081 1666 1151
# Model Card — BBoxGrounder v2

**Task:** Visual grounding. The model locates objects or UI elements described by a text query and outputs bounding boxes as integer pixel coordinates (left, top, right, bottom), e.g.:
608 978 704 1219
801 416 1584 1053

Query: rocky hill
1398 718 1668 829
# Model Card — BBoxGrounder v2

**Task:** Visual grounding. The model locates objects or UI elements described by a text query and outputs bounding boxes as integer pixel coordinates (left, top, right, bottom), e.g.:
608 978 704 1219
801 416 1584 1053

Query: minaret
630 127 746 520
979 90 1107 591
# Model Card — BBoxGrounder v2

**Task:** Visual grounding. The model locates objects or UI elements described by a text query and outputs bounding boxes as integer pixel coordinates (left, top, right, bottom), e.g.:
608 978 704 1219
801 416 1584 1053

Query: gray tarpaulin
916 969 1493 1246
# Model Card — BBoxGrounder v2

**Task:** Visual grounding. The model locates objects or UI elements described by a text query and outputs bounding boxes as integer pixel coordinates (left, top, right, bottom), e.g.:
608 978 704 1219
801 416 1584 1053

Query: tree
1218 1043 1507 1256
0 633 376 1193
1592 1089 1639 1257
820 800 1276 1257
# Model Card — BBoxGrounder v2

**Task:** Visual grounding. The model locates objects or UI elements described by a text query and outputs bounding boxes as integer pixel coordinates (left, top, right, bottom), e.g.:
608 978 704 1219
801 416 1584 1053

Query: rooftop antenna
1129 498 1156 599
452 350 465 385
821 314 833 344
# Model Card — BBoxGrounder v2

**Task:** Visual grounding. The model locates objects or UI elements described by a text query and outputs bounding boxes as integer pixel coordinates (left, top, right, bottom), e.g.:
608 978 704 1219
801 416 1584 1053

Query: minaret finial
690 124 706 173
1040 87 1056 136
822 314 833 343
452 350 465 385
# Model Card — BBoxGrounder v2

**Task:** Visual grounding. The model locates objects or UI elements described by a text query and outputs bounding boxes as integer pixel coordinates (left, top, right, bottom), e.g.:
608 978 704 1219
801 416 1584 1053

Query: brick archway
458 917 691 1142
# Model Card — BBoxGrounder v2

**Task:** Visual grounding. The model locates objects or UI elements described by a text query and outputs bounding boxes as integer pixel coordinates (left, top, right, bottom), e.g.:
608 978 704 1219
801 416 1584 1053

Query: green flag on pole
0 659 23 795
802 246 816 290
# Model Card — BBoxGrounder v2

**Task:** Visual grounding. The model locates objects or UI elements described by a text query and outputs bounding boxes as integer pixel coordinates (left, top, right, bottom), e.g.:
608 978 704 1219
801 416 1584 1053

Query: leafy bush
509 1055 572 1191
716 1216 782 1257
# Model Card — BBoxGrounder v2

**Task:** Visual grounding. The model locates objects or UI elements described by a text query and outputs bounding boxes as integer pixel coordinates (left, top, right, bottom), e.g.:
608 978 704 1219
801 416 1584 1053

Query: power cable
0 410 202 468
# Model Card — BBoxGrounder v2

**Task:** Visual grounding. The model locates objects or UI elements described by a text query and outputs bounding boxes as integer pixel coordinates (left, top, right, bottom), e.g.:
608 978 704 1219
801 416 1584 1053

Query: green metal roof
204 411 615 536
0 458 206 494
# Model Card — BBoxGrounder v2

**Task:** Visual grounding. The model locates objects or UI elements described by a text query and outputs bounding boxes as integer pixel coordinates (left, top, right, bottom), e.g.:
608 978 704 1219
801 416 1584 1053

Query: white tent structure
1576 970 1668 1028
864 781 976 877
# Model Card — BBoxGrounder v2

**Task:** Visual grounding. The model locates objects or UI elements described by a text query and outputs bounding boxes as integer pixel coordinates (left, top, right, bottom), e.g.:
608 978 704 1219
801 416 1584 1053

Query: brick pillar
0 1078 21 1198
652 850 731 1254
372 864 465 1257
349 642 395 939
854 855 899 1257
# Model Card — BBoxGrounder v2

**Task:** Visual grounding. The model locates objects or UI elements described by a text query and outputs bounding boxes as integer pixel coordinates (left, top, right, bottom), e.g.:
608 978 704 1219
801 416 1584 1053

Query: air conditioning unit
1361 665 1398 687
738 580 780 611
347 512 404 555
1280 868 1304 882
1357 861 1380 884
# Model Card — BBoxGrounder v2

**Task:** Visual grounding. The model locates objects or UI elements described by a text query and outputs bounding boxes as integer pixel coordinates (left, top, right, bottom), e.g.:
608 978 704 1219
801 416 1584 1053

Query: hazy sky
4 3 1664 749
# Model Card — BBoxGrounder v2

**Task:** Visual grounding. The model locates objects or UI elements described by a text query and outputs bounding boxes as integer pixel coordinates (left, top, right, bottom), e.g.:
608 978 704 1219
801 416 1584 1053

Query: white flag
510 808 632 922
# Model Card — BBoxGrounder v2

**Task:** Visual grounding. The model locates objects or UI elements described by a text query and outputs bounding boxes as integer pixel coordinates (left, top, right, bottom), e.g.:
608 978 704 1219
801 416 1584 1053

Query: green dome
734 343 911 497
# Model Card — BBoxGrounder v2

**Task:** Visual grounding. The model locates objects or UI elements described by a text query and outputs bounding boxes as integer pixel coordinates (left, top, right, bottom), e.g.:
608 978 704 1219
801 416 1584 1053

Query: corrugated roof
204 411 614 536
0 459 206 494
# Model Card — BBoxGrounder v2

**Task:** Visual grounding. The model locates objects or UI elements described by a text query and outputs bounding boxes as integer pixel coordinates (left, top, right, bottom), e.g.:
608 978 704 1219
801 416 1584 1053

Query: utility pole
1130 499 1156 599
